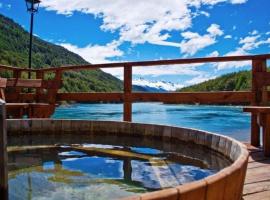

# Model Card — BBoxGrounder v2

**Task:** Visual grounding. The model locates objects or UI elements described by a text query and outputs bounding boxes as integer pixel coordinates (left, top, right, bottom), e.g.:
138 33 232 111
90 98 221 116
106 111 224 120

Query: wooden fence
0 54 270 145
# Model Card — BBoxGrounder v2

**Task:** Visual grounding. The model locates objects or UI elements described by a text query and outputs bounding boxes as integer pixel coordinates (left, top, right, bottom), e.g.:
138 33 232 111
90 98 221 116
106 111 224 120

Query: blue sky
0 0 270 89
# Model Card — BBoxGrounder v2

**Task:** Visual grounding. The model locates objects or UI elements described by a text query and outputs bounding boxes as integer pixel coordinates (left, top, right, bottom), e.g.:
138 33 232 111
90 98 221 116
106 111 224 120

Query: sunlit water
53 103 250 141
8 134 231 200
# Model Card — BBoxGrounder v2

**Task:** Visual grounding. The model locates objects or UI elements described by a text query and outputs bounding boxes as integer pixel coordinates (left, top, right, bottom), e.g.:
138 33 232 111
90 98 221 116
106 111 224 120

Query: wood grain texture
0 100 8 200
38 54 270 72
243 145 270 200
124 65 132 122
56 91 252 104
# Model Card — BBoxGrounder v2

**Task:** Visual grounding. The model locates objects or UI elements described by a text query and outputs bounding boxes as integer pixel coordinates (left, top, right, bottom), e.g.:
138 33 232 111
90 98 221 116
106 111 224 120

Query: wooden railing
0 99 7 200
1 54 270 144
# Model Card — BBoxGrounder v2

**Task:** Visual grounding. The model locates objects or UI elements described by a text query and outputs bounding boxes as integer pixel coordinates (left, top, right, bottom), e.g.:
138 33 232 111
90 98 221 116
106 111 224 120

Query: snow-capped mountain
133 78 184 92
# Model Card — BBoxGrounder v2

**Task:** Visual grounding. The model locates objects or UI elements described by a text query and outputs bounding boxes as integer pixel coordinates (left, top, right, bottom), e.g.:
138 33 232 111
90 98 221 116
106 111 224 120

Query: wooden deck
243 144 270 200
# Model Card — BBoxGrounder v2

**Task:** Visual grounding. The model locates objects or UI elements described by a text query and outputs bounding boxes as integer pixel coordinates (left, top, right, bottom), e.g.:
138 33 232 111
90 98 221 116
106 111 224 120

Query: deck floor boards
243 144 270 200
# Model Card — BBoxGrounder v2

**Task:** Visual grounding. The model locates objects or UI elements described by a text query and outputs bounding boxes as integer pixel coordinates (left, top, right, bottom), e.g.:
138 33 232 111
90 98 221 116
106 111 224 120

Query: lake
53 103 251 142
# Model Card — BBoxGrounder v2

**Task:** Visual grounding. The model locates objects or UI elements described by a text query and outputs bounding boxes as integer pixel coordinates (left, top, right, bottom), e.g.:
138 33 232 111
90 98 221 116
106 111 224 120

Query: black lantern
25 0 41 13
25 0 41 79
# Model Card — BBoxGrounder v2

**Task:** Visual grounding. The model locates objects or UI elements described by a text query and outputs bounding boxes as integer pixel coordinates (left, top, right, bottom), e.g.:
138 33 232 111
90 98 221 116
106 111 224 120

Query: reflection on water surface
8 134 231 200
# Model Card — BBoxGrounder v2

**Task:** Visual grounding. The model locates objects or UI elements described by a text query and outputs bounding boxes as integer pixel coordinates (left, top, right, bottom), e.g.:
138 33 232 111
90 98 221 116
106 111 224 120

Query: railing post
123 65 132 122
36 71 44 103
0 99 8 200
13 69 22 102
251 59 267 146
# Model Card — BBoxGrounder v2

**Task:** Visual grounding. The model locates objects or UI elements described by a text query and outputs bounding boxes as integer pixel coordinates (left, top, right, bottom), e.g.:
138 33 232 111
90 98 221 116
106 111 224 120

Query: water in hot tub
8 134 231 200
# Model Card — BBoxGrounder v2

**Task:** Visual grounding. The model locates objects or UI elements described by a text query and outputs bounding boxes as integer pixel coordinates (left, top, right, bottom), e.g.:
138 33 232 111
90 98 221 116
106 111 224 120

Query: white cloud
200 11 210 17
239 35 261 51
215 48 250 70
215 33 270 71
60 40 204 78
239 35 270 51
133 64 202 77
230 0 248 4
60 41 123 64
41 0 192 47
179 24 223 56
59 40 205 79
208 51 219 57
224 35 232 39
249 30 259 35
41 0 247 49
188 0 247 7
207 24 224 36
102 64 203 79
185 74 217 85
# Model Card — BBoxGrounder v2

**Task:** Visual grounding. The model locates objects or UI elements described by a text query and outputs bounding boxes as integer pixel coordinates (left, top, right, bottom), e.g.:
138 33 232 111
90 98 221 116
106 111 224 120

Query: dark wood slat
244 144 270 199
0 65 37 72
124 65 132 122
243 190 270 200
56 91 253 104
0 100 8 200
38 54 270 72
0 79 7 88
244 106 270 114
254 72 270 87
132 91 253 104
6 79 42 88
56 92 123 102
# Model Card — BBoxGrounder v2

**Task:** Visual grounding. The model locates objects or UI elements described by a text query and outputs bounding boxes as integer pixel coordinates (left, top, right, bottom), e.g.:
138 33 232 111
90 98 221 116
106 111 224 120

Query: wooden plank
244 143 262 152
6 78 42 88
56 92 123 102
132 91 253 104
244 106 270 114
47 70 61 104
56 91 253 104
12 70 22 102
252 59 267 105
254 72 270 88
42 80 61 89
123 65 132 122
0 65 37 72
263 114 270 156
6 103 30 108
0 79 7 88
0 100 8 200
243 190 270 200
36 71 44 103
243 180 270 196
39 54 270 72
251 113 260 147
245 165 270 184
249 151 268 162
247 159 270 169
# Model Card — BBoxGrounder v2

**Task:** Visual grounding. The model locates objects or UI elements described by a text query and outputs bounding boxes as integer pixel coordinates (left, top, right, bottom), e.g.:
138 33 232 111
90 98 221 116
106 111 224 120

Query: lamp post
25 0 40 79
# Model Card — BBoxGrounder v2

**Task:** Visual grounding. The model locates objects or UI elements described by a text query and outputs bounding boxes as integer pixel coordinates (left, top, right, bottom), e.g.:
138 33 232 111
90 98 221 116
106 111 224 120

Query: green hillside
0 14 123 92
178 70 252 92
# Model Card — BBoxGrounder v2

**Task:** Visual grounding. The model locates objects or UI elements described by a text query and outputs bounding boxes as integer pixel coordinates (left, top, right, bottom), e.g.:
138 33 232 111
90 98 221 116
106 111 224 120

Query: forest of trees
0 14 123 92
178 70 252 92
